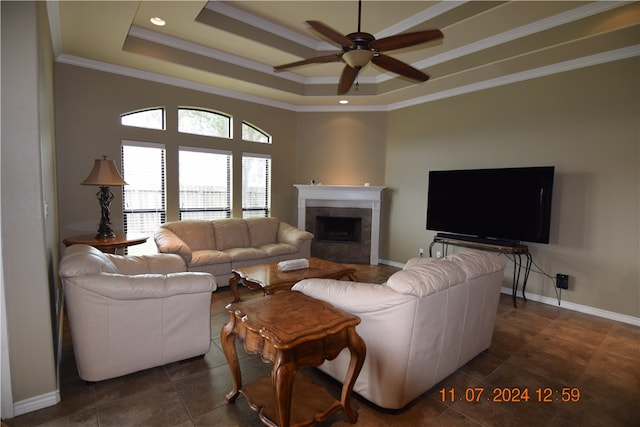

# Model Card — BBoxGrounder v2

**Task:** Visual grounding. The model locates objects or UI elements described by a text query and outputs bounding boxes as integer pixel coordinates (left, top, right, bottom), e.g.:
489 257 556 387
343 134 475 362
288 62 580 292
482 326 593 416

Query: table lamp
82 156 127 239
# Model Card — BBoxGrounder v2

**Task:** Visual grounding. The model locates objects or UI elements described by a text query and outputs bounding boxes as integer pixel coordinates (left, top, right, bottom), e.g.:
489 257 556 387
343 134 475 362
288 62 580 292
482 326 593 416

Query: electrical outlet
436 251 442 258
556 274 569 289
419 248 424 257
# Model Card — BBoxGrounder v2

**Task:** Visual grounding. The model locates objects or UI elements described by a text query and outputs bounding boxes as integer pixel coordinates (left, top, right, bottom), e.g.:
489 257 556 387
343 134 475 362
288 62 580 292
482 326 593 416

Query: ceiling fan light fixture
342 49 374 69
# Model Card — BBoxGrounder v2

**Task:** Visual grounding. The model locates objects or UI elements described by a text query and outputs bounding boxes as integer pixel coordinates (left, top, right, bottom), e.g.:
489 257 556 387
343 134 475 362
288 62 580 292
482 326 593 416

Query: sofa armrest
292 279 413 315
65 272 216 300
154 228 193 263
277 222 314 248
107 253 187 275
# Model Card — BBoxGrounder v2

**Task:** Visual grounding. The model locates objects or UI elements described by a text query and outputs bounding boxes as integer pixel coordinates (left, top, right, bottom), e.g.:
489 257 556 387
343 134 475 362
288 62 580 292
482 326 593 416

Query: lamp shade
82 158 127 186
342 49 374 69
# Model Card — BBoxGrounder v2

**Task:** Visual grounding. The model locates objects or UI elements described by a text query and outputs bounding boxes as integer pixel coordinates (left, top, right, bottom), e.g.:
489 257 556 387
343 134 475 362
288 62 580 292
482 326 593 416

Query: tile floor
3 263 638 427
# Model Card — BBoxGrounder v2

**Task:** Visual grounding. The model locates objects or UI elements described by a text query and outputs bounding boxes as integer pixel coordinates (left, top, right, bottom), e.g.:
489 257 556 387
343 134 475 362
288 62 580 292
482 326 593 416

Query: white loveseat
154 217 314 285
59 244 217 382
292 250 506 410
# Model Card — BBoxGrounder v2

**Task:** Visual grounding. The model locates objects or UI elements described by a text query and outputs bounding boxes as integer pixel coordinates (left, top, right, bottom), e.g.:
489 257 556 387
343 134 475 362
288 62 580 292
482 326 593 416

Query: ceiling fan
273 0 443 95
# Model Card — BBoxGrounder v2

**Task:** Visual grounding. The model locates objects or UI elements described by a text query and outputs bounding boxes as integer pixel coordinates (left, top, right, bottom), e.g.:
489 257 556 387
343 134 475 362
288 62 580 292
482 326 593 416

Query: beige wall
1 1 59 404
54 64 298 240
295 111 387 187
384 58 639 317
56 58 640 319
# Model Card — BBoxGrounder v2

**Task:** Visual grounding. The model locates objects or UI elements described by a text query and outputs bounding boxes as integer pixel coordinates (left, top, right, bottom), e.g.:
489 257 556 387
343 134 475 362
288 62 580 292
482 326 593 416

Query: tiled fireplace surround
295 185 385 264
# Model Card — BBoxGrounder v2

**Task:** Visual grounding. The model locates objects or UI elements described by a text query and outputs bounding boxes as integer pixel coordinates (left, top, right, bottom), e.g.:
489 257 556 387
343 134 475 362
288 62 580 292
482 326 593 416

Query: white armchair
59 244 217 382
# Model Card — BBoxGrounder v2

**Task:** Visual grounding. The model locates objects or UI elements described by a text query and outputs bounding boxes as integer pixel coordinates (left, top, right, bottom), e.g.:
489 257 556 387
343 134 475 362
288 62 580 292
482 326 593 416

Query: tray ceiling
50 1 639 111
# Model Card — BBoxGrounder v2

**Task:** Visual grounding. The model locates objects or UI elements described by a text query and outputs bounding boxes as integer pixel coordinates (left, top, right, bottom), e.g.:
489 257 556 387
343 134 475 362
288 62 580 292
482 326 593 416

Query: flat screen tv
426 166 555 244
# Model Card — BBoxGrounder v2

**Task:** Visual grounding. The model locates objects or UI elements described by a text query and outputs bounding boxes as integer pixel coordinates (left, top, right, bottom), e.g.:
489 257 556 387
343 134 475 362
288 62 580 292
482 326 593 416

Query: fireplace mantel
295 185 385 264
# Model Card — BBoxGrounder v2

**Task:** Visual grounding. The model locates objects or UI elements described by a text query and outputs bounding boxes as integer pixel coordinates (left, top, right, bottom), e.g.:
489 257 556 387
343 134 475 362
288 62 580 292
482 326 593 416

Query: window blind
121 141 166 255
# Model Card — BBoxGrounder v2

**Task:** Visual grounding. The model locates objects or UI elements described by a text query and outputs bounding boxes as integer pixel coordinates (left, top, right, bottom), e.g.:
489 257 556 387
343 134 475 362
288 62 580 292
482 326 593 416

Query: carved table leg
220 314 242 403
229 272 241 303
341 327 366 423
272 355 297 427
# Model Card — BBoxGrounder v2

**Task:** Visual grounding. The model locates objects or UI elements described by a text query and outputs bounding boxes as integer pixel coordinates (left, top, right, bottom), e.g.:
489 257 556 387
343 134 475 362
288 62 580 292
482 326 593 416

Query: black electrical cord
502 253 562 305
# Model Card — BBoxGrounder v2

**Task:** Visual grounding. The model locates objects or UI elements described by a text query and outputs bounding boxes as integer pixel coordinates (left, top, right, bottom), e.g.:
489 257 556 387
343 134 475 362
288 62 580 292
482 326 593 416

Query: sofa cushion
293 280 414 314
224 247 267 262
190 249 232 267
163 220 215 251
108 253 187 274
246 217 280 248
386 258 466 297
59 245 119 277
259 243 298 257
446 251 507 279
212 219 250 250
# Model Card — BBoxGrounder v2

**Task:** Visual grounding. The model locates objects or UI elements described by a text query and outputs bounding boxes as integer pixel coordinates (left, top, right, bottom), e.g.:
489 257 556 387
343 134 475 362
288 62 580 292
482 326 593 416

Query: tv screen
426 166 554 244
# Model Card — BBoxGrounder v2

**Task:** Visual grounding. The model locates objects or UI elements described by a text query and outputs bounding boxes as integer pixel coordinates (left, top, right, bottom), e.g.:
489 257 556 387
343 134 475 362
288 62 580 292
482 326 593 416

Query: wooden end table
62 231 148 254
221 291 365 427
229 257 357 303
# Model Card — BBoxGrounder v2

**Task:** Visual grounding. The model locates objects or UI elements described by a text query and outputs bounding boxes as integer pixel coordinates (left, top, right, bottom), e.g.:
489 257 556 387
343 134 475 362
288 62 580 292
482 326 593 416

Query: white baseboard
501 286 640 326
12 389 60 417
378 258 640 326
379 259 404 269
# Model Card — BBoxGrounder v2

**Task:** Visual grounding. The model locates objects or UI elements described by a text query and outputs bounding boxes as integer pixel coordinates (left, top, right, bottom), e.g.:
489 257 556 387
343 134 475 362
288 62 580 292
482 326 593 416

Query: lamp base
95 186 116 240
95 230 116 240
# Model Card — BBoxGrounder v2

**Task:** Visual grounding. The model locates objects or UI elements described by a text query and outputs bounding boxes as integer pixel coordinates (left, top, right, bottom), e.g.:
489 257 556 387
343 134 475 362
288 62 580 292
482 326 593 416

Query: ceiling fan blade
372 54 430 82
337 65 359 95
371 30 443 52
306 20 355 48
273 53 342 72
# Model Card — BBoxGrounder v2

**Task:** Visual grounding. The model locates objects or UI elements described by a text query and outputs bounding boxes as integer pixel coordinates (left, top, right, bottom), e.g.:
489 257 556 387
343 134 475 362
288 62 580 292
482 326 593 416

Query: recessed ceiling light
339 99 349 104
150 17 166 26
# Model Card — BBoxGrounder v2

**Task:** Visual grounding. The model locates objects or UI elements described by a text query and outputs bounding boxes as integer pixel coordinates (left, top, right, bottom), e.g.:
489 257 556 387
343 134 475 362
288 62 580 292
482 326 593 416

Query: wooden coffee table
229 257 357 302
221 291 365 427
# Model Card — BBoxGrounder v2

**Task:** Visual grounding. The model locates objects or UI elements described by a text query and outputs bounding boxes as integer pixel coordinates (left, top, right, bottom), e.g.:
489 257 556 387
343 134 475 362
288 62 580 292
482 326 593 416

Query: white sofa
292 250 506 410
59 244 217 382
154 217 314 285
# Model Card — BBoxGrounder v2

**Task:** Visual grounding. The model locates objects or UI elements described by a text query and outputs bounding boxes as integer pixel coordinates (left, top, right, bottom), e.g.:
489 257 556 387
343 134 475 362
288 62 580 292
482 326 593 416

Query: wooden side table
62 231 148 254
221 291 365 427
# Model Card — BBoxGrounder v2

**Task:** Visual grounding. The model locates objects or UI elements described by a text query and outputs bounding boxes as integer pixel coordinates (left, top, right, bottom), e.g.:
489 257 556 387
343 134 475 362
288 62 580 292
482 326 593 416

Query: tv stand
429 234 532 307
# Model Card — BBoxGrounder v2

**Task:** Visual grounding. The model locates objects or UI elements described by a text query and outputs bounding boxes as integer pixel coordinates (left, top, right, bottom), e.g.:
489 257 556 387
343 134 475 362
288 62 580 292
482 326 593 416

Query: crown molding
388 45 640 111
55 54 301 111
56 43 638 113
205 0 333 51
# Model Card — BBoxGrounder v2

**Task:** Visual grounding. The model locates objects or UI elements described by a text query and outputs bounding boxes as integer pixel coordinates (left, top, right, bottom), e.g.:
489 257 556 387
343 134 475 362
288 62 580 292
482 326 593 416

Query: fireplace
306 207 371 263
295 185 385 265
316 216 362 243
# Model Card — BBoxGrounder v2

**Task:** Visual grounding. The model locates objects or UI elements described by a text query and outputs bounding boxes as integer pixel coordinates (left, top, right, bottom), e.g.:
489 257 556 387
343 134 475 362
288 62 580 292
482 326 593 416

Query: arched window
242 121 271 144
178 108 231 138
120 108 165 130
